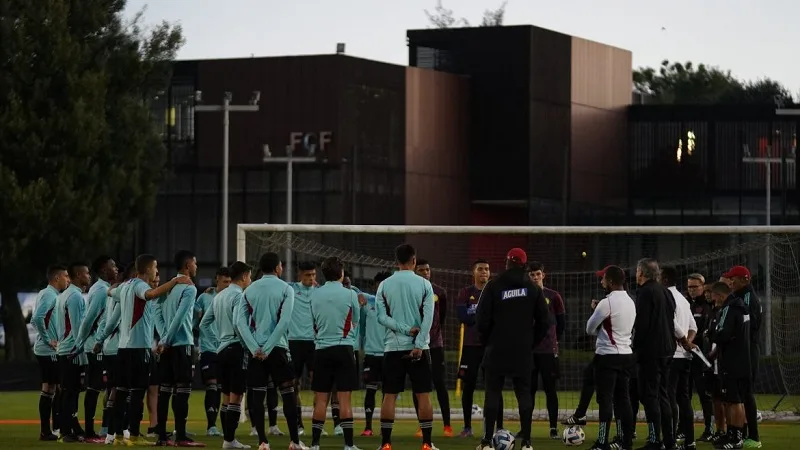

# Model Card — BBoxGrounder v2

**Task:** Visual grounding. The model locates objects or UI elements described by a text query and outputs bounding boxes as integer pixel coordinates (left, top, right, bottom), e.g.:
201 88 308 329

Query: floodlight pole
196 93 260 266
740 108 799 357
262 150 317 282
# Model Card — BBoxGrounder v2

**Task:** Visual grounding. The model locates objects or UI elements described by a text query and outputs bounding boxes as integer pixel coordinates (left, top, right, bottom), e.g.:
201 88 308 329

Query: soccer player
358 271 391 437
711 280 751 450
527 261 565 439
585 265 637 450
54 262 91 443
662 266 699 449
455 258 501 437
413 259 453 437
475 248 549 450
74 256 118 443
723 265 762 448
634 258 678 450
706 283 729 444
200 261 252 449
288 261 318 435
686 273 715 441
154 250 203 447
375 243 436 450
32 265 70 441
306 256 362 450
112 254 192 446
238 252 305 450
195 266 232 437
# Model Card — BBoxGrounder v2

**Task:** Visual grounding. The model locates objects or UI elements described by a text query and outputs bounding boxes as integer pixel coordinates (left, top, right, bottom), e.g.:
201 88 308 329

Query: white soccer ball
562 425 585 446
757 410 763 423
492 429 516 450
472 404 483 418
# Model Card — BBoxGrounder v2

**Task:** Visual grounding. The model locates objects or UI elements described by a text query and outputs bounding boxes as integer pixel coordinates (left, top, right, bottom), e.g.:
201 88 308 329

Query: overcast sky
124 0 800 95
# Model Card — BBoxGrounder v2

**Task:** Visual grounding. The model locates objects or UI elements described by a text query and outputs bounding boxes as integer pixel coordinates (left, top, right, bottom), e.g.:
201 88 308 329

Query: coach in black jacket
633 258 677 450
475 248 550 450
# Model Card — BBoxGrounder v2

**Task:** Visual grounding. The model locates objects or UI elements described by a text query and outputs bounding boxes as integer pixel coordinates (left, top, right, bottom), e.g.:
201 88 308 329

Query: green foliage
0 0 184 358
634 60 794 105
424 0 507 28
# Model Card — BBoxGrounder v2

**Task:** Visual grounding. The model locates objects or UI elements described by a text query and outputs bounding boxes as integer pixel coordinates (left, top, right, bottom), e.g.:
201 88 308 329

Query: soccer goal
236 224 800 422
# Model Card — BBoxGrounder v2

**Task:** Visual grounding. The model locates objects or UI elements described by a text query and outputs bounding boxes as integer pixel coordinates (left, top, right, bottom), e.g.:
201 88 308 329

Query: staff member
475 248 550 450
633 258 677 450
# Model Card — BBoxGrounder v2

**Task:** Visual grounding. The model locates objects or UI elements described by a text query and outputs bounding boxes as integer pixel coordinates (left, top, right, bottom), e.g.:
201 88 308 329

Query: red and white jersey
586 290 636 355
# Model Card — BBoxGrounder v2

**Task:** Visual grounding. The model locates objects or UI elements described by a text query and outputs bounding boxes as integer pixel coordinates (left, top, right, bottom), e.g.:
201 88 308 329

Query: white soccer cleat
104 434 115 445
297 427 305 436
321 429 328 437
289 441 309 450
268 425 284 436
123 429 131 440
334 425 344 436
344 446 363 450
476 445 491 450
222 439 251 449
309 446 319 450
520 445 533 450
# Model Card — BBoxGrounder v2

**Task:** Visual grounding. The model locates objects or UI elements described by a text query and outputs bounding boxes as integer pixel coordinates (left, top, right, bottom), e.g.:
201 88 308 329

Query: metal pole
221 97 230 266
285 157 293 282
765 149 772 356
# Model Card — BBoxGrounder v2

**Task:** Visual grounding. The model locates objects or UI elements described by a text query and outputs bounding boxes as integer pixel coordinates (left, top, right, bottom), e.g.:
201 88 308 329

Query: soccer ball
472 404 483 418
757 410 763 423
562 425 585 446
492 429 516 450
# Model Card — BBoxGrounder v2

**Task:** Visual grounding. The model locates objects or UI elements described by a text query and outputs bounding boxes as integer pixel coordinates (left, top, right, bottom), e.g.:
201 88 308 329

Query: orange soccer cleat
379 444 392 450
415 428 423 438
443 426 454 437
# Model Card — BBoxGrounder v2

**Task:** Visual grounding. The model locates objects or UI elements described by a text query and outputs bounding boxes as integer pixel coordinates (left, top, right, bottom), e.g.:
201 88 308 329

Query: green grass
0 391 798 449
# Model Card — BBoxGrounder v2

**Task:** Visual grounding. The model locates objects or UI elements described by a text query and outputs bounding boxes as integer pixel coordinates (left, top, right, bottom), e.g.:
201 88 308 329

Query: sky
124 0 800 95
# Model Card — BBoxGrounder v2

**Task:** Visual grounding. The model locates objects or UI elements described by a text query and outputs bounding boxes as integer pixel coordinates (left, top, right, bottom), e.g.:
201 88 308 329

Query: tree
633 60 794 105
424 0 507 28
0 0 184 360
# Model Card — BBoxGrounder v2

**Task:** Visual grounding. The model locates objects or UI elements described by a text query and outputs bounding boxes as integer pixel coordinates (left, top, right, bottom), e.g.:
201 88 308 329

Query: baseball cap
506 248 527 264
596 265 614 278
723 265 750 279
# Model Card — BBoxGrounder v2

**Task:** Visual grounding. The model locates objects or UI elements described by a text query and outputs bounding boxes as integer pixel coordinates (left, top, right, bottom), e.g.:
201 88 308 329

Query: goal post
236 224 800 421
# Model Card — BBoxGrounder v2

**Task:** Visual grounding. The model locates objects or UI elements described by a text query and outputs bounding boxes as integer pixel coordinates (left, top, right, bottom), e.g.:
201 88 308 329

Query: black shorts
289 340 315 378
104 355 117 389
533 353 561 383
720 375 751 404
218 344 248 395
383 350 432 395
159 345 193 385
85 353 106 391
116 348 152 390
199 351 218 384
58 356 84 390
430 347 446 383
458 345 484 384
37 355 60 385
312 346 358 393
362 354 384 385
247 347 295 389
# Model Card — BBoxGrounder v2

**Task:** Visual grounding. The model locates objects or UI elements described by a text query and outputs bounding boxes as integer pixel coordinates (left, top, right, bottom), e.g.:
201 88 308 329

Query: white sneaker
123 429 130 440
298 427 305 436
222 440 251 449
334 425 344 436
53 429 61 438
290 441 309 450
104 434 115 445
268 425 284 436
258 443 270 450
250 427 258 436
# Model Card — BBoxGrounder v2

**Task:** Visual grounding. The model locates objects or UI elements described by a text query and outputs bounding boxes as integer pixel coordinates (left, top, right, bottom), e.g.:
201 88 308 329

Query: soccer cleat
379 444 392 450
676 433 686 442
258 443 270 450
297 427 305 436
520 442 533 450
124 430 132 440
175 438 207 447
147 427 159 438
39 433 59 441
459 428 473 438
415 428 423 438
476 441 492 450
207 426 222 437
609 436 623 450
698 430 715 442
443 426 453 437
59 434 85 443
288 441 309 450
550 427 559 439
344 447 363 450
742 439 762 449
53 429 61 438
320 429 328 437
269 425 285 436
334 425 344 436
105 434 116 445
421 444 438 450
718 439 743 450
361 429 374 437
309 446 319 450
563 415 588 426
685 443 697 450
222 440 251 449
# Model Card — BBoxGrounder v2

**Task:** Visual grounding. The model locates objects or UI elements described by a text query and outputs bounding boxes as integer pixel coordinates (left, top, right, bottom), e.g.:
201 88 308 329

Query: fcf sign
287 131 332 156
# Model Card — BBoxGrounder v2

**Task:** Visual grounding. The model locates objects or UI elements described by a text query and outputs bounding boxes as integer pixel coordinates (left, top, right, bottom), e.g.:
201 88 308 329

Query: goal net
237 224 800 422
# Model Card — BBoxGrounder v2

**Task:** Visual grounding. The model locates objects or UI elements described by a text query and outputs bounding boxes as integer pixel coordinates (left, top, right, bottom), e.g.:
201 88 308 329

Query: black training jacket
475 267 550 377
713 294 751 379
633 279 677 360
734 284 762 348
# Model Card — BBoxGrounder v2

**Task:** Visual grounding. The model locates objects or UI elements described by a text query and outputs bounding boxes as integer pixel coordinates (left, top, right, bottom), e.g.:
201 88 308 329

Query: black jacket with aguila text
475 267 550 377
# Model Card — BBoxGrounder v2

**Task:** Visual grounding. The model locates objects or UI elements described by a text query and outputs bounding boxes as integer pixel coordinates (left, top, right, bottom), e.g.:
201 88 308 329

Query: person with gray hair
633 258 678 450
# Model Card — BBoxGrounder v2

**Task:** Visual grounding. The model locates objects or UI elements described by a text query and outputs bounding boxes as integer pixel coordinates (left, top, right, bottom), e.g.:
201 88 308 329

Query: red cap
723 265 750 279
506 248 527 264
596 265 614 278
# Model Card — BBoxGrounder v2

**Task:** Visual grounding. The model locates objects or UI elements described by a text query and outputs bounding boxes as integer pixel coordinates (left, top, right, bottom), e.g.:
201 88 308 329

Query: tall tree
425 0 507 28
0 0 184 360
634 60 794 105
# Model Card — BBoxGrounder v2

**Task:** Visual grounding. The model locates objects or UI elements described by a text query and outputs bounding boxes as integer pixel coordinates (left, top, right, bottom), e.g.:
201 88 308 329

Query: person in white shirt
585 265 636 450
661 267 699 449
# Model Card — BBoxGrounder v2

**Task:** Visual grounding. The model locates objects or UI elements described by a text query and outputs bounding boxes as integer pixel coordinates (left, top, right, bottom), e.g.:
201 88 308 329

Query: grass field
1 391 798 449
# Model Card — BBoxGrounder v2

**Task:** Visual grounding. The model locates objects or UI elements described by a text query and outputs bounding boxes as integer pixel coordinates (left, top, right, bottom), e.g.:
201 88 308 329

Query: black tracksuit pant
638 357 675 447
